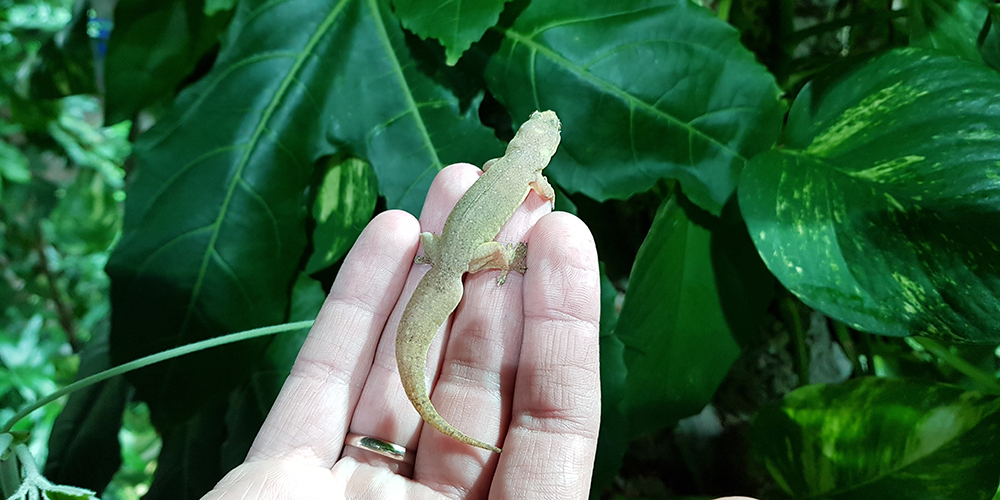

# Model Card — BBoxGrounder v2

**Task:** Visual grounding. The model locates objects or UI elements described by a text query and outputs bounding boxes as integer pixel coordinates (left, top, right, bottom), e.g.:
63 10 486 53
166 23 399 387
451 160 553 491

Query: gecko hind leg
469 241 527 285
414 232 442 266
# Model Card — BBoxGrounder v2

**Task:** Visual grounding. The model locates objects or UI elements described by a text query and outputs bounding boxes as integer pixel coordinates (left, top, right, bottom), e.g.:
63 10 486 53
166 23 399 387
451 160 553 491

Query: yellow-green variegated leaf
752 378 1000 499
739 48 1000 342
305 157 378 273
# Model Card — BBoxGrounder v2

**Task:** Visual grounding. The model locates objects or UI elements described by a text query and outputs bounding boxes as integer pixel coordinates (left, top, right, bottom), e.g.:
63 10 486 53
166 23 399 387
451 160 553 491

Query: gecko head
530 110 560 129
527 110 562 165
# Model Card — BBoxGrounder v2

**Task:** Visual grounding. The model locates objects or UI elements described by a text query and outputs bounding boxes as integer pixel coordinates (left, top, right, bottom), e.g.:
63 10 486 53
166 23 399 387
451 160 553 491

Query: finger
343 164 480 472
246 210 419 467
411 175 552 497
492 212 601 499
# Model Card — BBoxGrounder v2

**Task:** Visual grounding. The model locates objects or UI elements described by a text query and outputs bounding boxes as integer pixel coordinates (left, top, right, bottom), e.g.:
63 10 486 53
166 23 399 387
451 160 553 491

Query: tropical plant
2 0 999 498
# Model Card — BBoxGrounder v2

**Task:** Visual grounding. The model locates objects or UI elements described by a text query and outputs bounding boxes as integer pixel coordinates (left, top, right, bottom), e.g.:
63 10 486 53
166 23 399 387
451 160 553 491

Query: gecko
395 110 562 454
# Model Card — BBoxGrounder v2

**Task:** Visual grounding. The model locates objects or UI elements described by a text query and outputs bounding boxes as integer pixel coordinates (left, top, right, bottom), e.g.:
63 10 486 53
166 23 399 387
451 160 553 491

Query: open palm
203 163 602 499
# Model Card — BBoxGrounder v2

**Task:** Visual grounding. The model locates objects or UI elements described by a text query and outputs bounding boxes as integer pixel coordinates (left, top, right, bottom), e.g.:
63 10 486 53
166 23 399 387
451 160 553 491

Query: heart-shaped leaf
615 192 740 436
740 48 1000 342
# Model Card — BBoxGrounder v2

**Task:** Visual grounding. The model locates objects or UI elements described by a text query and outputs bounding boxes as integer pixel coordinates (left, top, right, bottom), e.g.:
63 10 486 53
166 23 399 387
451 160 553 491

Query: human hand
203 163 603 499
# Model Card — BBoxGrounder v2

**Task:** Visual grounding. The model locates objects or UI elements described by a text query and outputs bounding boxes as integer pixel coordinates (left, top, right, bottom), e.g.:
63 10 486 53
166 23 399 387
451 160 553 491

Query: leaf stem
0 320 315 434
35 224 81 352
911 337 1000 394
781 296 809 385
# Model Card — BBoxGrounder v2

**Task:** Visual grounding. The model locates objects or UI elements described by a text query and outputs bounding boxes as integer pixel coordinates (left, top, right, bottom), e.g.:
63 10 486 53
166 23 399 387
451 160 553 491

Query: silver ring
344 433 415 465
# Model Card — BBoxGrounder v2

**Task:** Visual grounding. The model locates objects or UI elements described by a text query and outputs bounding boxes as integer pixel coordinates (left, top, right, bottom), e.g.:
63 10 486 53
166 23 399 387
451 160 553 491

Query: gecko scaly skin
395 110 561 454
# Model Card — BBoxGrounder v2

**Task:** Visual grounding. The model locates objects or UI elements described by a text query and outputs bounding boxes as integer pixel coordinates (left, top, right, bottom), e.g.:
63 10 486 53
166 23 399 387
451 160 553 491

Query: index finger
246 210 419 466
492 212 601 499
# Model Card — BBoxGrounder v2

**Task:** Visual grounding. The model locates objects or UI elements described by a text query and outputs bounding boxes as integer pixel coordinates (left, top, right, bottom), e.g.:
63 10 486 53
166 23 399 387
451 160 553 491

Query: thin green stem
0 320 315 434
781 297 809 385
912 337 1000 394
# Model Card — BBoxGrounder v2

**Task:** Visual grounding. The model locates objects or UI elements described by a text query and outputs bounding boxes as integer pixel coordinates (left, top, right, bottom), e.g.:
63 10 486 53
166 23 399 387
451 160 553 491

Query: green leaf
0 141 30 184
289 273 326 324
28 3 97 99
485 0 783 215
752 377 1000 499
909 0 989 63
392 0 512 65
305 157 378 274
981 9 1000 71
710 197 775 348
105 0 233 123
105 403 159 496
592 266 628 496
49 169 122 255
615 192 740 437
44 489 99 500
739 48 1000 342
47 96 130 188
107 0 503 428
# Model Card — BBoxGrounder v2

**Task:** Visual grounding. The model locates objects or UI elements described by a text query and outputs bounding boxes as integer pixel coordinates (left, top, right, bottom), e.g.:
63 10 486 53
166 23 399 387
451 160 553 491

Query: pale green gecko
396 110 562 454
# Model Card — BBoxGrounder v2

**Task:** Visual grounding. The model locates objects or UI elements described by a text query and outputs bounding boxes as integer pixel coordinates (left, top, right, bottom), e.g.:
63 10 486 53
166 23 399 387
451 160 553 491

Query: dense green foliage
2 0 1000 498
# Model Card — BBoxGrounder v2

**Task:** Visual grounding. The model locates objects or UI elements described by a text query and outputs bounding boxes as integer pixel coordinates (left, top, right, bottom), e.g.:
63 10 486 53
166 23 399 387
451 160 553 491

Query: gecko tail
396 321 502 454
409 389 503 454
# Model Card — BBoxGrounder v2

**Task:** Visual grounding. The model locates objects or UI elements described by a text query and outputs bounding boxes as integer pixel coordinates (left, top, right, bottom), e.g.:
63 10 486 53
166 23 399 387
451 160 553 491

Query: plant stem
782 296 809 385
912 337 1000 394
0 320 315 434
35 225 81 351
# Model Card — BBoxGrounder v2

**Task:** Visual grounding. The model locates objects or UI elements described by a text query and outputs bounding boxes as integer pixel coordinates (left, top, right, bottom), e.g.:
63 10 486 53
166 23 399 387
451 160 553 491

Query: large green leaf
485 0 783 215
392 0 512 65
739 49 1000 342
108 0 503 428
615 192 740 437
104 0 233 124
752 377 1000 499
